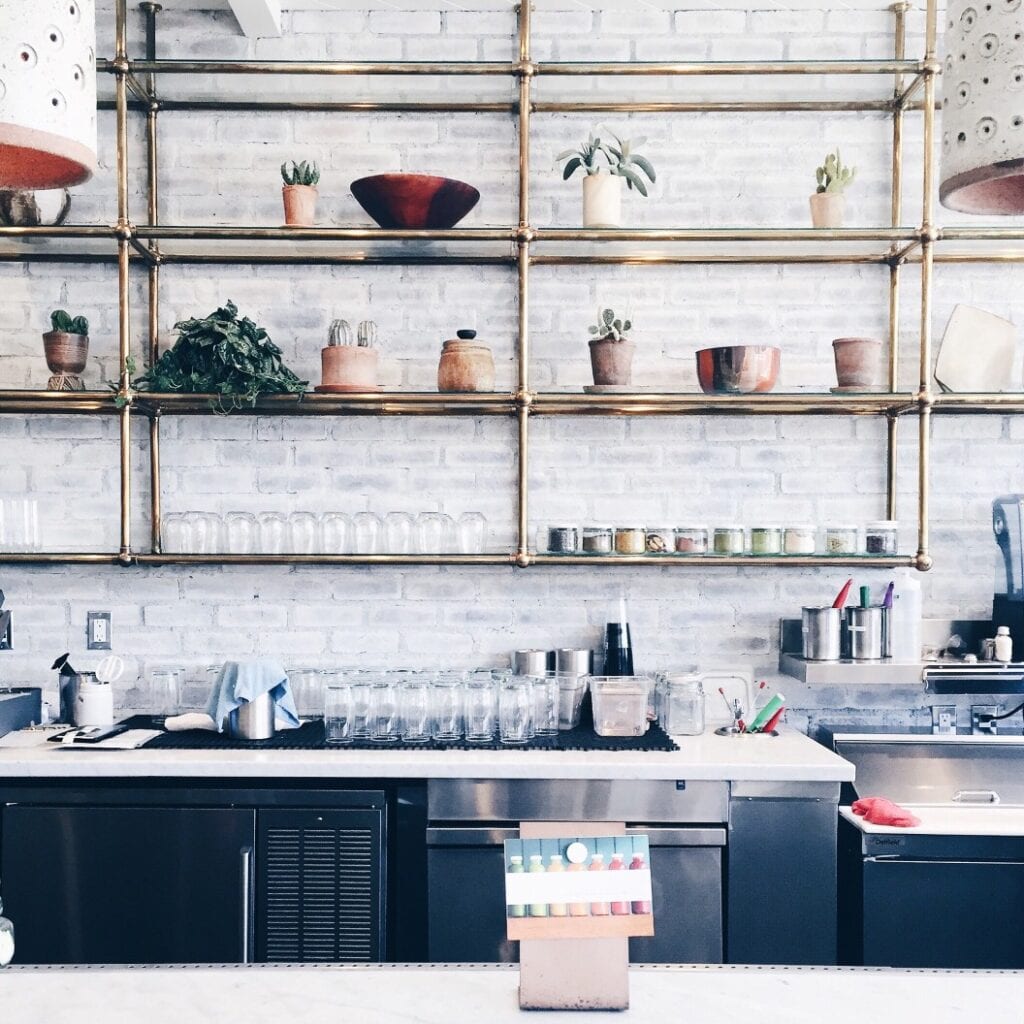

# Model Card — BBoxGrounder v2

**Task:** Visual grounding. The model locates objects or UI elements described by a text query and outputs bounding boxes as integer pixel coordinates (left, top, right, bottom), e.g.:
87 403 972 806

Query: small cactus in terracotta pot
43 309 90 391
281 159 319 227
318 319 379 392
810 149 856 229
588 307 635 386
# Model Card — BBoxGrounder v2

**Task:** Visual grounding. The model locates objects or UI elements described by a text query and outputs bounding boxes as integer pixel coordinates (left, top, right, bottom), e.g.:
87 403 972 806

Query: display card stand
516 821 630 1012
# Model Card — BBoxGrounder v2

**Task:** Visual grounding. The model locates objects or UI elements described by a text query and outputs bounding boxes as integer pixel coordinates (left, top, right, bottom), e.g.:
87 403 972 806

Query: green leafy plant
49 309 89 335
124 301 308 412
558 128 656 196
281 159 320 187
815 149 856 194
588 307 632 342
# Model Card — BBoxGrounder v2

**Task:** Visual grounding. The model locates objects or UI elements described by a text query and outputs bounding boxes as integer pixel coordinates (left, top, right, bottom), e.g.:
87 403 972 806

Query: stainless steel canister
801 607 842 661
512 649 553 675
848 607 884 661
553 648 594 676
226 692 276 740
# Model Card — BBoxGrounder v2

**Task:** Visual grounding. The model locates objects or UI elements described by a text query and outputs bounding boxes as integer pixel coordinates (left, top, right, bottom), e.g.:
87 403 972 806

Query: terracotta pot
809 192 844 228
589 336 635 386
438 330 495 393
42 330 89 375
832 337 884 389
282 184 317 226
583 174 622 228
320 345 378 390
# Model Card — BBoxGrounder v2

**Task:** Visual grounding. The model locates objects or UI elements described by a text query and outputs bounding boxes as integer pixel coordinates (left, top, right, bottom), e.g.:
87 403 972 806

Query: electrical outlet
87 611 112 651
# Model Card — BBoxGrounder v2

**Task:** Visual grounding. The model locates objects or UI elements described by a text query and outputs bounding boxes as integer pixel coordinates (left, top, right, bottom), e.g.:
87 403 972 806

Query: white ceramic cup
75 682 114 727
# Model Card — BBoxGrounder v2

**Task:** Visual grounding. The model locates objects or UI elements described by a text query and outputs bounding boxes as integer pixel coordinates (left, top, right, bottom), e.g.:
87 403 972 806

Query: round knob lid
456 329 477 340
565 841 589 865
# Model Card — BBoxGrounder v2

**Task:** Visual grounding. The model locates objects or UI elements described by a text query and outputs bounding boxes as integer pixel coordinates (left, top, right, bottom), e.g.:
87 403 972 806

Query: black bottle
603 622 634 676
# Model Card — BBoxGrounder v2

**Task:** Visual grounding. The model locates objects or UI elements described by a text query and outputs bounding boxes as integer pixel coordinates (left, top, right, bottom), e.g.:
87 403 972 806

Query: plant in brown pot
317 319 380 392
281 159 319 227
809 149 856 228
43 309 90 391
588 307 635 387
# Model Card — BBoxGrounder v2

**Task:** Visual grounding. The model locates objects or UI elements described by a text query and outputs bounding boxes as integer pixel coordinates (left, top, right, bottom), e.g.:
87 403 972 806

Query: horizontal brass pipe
0 225 117 238
135 553 517 565
155 253 516 267
534 59 924 76
529 554 917 567
531 253 892 265
135 225 519 241
534 100 897 113
133 392 517 416
932 393 1024 412
531 393 919 416
534 227 918 242
0 252 121 265
0 553 123 565
157 100 517 114
129 59 517 76
0 390 120 413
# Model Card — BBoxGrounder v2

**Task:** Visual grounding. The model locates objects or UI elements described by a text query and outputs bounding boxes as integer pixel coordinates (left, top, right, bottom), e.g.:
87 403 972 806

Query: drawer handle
953 789 1000 804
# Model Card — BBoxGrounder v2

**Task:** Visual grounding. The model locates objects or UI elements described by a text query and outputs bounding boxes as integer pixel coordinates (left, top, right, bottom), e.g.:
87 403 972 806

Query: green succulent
50 309 89 335
588 307 632 342
558 127 655 197
281 159 320 187
557 133 611 179
815 149 856 194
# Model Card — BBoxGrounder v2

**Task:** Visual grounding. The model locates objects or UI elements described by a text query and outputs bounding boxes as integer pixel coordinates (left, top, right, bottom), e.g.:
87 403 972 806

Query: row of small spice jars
540 522 899 556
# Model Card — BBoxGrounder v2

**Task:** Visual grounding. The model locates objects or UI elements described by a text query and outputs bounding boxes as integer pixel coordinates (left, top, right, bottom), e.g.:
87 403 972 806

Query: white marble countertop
1 963 1019 1024
841 805 1024 837
0 728 853 782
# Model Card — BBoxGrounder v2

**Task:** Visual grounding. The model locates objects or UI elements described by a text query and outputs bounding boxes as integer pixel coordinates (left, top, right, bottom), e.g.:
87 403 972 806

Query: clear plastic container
713 526 746 555
865 520 899 555
614 526 646 555
750 526 782 555
661 674 706 736
582 525 614 554
825 525 859 554
784 525 817 554
675 527 708 554
645 526 674 554
589 676 651 737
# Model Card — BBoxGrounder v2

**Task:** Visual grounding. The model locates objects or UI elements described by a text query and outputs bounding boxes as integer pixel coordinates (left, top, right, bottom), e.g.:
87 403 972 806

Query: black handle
456 329 477 340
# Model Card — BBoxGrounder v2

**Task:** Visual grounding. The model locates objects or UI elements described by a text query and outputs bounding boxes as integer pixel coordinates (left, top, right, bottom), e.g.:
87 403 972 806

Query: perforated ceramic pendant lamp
0 0 97 189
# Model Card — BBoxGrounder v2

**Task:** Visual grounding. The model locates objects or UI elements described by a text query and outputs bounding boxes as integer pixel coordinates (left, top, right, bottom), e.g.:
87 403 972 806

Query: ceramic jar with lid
438 329 495 393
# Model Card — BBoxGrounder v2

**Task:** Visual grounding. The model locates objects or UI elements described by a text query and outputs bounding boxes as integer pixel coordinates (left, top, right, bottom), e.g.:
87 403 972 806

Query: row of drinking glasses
0 499 41 552
321 670 582 746
161 511 489 555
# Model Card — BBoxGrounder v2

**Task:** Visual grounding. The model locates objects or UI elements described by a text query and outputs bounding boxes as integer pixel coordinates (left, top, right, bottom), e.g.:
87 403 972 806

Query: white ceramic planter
583 174 622 228
809 192 845 228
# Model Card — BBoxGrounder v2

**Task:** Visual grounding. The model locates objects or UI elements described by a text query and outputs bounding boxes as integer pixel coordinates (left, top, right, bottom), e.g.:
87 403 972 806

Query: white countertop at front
841 805 1024 837
1 963 1020 1024
0 728 853 782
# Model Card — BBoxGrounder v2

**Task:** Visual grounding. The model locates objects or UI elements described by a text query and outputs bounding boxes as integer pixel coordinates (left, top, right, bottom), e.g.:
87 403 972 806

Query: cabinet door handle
240 845 254 963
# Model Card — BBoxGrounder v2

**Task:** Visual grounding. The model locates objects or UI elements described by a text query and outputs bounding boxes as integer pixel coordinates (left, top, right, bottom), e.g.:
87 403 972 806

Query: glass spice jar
825 525 859 554
750 526 783 555
645 526 674 554
614 526 646 554
865 520 899 555
547 525 579 553
784 525 817 554
713 526 746 555
675 527 708 554
582 525 614 554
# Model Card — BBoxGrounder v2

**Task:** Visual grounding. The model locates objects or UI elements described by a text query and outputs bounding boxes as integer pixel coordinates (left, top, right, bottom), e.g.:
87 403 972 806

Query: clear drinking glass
320 512 351 554
384 512 416 554
400 676 432 744
368 678 401 743
149 669 180 716
456 513 487 555
416 512 454 554
257 512 288 554
352 512 382 554
463 672 498 743
530 673 560 737
4 498 40 552
348 673 373 739
224 512 256 554
183 512 222 554
288 669 324 718
553 671 588 730
499 676 534 745
161 513 187 554
431 673 465 742
289 511 319 554
324 683 355 746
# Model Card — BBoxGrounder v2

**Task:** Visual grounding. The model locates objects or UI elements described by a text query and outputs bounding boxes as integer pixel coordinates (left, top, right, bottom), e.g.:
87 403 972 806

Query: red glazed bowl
350 174 481 229
696 345 781 394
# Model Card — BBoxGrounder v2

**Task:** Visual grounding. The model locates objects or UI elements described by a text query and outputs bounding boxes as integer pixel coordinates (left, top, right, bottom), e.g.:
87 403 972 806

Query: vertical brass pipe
517 1 532 229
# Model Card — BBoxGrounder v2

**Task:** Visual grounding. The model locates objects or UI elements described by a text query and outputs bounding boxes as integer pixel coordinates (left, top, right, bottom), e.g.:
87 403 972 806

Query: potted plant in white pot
558 129 656 229
281 158 320 227
810 149 856 228
588 307 635 386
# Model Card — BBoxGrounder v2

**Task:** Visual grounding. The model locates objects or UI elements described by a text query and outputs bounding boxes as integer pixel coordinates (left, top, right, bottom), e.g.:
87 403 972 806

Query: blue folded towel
206 659 300 733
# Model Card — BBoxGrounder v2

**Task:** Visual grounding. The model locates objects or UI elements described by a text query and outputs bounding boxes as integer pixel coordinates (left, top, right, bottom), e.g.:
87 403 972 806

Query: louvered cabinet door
256 807 386 963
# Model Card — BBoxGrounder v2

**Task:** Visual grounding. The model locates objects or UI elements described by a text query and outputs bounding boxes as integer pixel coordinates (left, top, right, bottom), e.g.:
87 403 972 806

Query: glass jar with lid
784 525 817 554
675 527 708 554
825 525 859 554
645 526 674 554
546 525 579 553
750 526 783 555
864 520 899 555
713 526 746 555
661 674 706 736
582 525 614 554
614 526 646 555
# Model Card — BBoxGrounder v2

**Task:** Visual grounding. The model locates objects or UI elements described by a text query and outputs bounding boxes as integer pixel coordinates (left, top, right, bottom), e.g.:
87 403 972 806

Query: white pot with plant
558 128 656 229
281 159 319 227
810 149 855 228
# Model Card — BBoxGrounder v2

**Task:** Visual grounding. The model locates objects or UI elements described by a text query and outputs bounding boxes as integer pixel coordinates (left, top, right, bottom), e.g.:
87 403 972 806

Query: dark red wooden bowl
350 174 480 229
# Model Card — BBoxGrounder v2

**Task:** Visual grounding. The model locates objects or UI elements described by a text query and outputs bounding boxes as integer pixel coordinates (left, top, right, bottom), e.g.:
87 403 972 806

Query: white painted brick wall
0 3 1020 732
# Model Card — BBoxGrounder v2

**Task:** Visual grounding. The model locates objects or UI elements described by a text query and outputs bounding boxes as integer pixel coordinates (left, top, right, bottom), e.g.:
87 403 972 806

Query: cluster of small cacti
281 159 320 187
328 319 377 347
589 307 632 342
50 309 89 335
815 149 856 194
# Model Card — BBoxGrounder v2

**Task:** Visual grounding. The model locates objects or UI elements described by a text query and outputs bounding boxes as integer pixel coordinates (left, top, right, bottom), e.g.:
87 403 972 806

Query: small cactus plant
328 319 377 348
815 149 856 194
49 309 89 335
588 307 632 342
281 159 320 187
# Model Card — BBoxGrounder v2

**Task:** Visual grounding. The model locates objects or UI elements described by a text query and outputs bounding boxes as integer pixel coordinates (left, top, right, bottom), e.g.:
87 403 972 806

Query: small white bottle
994 626 1013 663
890 572 922 663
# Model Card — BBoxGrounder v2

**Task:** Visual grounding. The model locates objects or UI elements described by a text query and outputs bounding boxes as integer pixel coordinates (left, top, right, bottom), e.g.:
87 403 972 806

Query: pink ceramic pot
320 346 378 390
832 337 884 389
589 337 635 386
